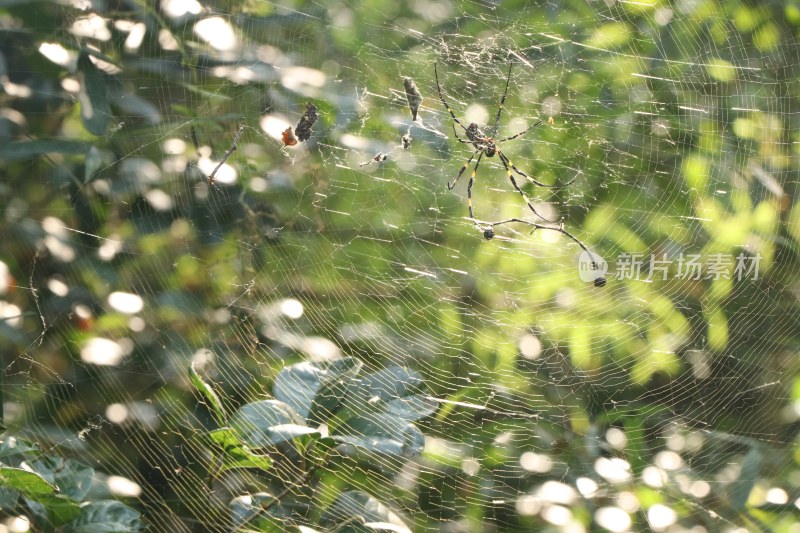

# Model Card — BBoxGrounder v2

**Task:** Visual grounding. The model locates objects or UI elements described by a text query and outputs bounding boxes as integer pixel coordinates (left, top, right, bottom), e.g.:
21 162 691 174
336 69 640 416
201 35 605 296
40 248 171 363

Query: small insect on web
360 152 388 167
282 103 319 147
435 62 603 285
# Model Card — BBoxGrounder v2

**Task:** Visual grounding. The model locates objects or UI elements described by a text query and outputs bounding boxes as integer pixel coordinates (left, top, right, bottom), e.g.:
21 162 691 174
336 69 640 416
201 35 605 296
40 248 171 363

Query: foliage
0 436 142 531
0 0 799 531
191 358 432 530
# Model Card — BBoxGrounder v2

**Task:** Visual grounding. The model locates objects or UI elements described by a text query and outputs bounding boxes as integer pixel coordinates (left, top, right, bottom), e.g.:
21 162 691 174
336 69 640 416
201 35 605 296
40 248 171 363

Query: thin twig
208 125 244 186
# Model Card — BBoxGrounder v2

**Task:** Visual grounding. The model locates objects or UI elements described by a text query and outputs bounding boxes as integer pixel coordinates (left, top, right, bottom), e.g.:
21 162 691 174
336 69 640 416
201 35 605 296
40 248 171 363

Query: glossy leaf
189 362 226 426
320 491 411 532
230 399 318 448
273 357 363 425
0 466 57 497
26 456 93 501
63 500 143 532
342 366 437 422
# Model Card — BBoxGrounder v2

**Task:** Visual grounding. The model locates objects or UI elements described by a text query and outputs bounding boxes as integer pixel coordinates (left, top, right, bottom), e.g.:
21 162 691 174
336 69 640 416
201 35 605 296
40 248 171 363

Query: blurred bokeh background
1 0 800 531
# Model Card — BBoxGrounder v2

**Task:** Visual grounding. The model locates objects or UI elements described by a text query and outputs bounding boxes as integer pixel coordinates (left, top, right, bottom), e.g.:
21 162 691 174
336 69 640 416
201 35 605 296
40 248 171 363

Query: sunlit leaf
273 357 363 425
78 51 111 136
209 428 273 472
320 491 411 532
26 456 93 501
189 362 226 426
230 400 318 448
0 466 56 496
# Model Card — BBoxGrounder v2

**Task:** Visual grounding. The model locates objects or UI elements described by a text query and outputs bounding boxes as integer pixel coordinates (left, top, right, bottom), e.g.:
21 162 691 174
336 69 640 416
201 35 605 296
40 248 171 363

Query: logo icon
578 251 608 286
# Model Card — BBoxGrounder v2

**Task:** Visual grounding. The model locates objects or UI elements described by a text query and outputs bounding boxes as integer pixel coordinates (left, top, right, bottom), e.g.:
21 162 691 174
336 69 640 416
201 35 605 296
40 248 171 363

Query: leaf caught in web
294 102 318 142
403 77 422 121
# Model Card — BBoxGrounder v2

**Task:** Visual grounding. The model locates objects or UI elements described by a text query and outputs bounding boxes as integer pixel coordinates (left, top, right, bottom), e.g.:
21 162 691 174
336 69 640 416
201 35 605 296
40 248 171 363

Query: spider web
1 0 799 531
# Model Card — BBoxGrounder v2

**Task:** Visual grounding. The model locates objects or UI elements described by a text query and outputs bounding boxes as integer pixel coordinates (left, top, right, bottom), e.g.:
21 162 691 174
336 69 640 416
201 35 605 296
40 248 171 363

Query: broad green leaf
84 146 106 183
333 415 425 459
332 415 424 476
229 492 283 531
0 465 57 497
26 456 93 501
0 139 93 161
63 500 143 532
0 436 39 461
23 493 82 526
320 491 410 532
209 428 273 472
380 395 438 422
78 52 111 136
357 366 425 401
189 362 226 425
273 357 363 425
342 367 437 422
230 399 317 448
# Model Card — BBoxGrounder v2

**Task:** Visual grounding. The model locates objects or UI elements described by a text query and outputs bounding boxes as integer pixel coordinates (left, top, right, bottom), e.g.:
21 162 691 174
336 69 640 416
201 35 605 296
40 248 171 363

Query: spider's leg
466 152 485 228
452 124 473 144
491 63 513 138
498 151 573 188
498 150 556 222
496 120 542 143
487 218 592 255
434 63 471 134
449 149 481 190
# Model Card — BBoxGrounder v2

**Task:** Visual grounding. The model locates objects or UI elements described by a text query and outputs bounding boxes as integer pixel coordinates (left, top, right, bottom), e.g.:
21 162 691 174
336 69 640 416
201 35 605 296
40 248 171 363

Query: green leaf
342 367 437 422
230 400 318 448
78 52 111 136
320 491 411 532
273 357 363 425
358 366 425 401
729 444 763 510
0 436 39 461
209 428 273 472
189 362 226 426
0 465 57 497
26 456 93 501
0 486 18 509
334 415 425 459
331 415 424 476
23 493 82 526
229 492 282 531
63 500 143 532
84 146 106 183
0 139 93 161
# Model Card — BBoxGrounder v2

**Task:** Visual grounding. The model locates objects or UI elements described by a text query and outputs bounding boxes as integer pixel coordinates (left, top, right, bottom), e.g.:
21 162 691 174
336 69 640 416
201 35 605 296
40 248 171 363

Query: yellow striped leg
498 151 554 222
466 152 484 228
448 149 481 190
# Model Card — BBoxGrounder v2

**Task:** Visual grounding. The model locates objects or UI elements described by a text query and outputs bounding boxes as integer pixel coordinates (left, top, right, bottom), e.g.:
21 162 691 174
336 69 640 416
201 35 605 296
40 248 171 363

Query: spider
435 62 571 233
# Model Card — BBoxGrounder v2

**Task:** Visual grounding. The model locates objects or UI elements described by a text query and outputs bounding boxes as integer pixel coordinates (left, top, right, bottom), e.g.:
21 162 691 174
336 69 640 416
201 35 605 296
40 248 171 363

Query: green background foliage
1 0 799 531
